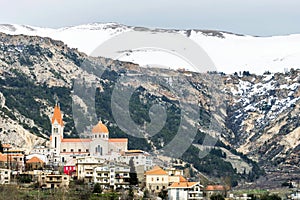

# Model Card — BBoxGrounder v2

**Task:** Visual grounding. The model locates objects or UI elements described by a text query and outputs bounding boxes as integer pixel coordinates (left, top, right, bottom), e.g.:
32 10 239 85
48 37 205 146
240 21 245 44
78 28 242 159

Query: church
50 104 128 163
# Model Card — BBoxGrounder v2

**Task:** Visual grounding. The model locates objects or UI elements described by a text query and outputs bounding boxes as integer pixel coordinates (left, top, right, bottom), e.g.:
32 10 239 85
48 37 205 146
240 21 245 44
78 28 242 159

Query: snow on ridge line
0 23 299 74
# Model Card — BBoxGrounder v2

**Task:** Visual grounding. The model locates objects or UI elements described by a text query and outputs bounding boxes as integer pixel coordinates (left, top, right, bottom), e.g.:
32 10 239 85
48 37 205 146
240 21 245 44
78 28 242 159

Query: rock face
0 33 299 185
223 71 300 184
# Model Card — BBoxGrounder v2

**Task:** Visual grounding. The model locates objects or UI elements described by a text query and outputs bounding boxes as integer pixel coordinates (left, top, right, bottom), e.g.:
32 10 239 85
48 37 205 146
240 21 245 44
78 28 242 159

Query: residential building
145 166 186 193
205 185 230 198
38 173 70 189
0 150 25 171
118 150 153 181
168 182 203 200
93 162 130 189
26 156 45 171
0 168 11 184
63 158 76 176
76 156 106 183
166 167 184 184
145 166 169 193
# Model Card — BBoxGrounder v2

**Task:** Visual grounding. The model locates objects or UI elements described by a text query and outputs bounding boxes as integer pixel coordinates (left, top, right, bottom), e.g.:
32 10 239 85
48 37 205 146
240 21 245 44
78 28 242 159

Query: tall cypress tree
0 141 3 153
129 157 138 185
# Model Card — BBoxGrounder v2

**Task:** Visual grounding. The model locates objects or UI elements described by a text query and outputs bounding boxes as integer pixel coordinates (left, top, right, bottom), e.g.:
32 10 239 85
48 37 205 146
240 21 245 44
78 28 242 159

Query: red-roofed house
205 185 230 198
168 181 203 200
26 156 44 171
145 166 187 193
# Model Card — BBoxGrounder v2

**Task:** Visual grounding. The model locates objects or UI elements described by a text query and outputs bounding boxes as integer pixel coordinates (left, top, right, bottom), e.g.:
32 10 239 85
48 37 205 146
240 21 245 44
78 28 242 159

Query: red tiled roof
2 144 11 148
0 153 7 162
61 138 92 143
109 138 128 143
169 182 198 188
27 156 44 164
51 105 64 126
205 185 230 191
179 175 187 182
145 166 168 175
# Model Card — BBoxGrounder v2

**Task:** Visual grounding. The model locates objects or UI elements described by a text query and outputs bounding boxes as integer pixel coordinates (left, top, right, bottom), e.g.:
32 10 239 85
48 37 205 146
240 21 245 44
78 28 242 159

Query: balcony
46 179 62 183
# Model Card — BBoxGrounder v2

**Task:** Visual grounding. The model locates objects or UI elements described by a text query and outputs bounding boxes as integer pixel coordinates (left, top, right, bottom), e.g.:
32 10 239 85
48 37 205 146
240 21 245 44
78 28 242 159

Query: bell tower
51 103 64 155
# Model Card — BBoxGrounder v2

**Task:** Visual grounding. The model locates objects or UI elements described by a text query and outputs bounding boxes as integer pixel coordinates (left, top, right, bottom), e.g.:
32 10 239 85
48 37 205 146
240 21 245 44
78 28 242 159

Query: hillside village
0 104 298 200
0 32 299 199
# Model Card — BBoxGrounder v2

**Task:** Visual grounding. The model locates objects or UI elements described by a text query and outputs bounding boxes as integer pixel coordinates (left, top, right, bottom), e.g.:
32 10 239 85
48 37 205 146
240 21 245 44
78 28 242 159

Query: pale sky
1 0 300 36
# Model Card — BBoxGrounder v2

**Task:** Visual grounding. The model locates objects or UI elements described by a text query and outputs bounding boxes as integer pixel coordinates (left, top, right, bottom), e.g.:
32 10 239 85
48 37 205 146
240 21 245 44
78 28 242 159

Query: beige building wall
146 174 169 192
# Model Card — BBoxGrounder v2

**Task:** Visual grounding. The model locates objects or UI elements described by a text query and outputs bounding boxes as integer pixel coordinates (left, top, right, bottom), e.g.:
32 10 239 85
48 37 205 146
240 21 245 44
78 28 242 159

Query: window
71 149 74 152
156 186 159 190
64 177 67 180
162 178 164 181
78 149 81 152
95 135 97 138
157 177 159 181
63 149 66 152
86 149 89 152
151 178 154 181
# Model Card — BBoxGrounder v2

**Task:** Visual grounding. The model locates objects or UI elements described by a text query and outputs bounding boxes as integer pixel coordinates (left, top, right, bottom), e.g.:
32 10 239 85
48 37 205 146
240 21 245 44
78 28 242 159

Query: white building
50 104 128 164
76 156 131 189
118 150 153 170
76 156 106 182
93 162 130 189
168 182 203 200
0 168 11 184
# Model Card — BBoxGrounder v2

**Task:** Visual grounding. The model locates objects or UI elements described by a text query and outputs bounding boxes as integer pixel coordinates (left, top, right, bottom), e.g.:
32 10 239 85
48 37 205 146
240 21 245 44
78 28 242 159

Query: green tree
0 141 3 153
210 194 225 200
93 183 102 194
143 189 150 199
261 194 281 200
158 189 168 200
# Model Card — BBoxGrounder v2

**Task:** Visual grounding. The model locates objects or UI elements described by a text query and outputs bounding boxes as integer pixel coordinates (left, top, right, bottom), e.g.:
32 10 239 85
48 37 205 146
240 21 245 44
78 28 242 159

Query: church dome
92 121 109 133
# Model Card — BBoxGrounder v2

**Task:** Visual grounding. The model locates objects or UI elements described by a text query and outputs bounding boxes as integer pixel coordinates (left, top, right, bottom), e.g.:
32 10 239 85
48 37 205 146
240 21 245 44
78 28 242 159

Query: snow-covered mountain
0 23 299 74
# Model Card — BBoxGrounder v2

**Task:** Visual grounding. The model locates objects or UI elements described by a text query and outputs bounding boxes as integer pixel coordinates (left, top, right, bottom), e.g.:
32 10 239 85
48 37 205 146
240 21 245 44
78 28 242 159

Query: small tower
91 121 109 156
51 104 64 156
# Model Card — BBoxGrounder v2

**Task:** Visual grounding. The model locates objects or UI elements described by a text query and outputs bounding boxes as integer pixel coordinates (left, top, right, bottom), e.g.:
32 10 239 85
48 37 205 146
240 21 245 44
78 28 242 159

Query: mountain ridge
0 23 300 74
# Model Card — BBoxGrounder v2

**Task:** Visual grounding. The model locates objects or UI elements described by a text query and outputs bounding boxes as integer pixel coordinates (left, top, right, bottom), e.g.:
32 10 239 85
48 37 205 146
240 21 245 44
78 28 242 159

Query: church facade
50 104 128 163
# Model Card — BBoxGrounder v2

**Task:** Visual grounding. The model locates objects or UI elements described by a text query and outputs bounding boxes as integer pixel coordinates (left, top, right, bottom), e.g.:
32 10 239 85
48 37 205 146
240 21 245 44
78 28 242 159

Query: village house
26 156 45 171
0 150 25 171
145 166 185 193
205 185 230 198
145 166 169 192
93 162 131 189
168 181 203 200
76 156 105 183
37 173 70 189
